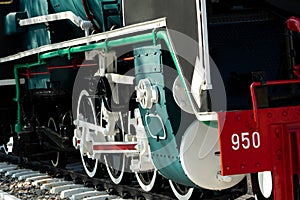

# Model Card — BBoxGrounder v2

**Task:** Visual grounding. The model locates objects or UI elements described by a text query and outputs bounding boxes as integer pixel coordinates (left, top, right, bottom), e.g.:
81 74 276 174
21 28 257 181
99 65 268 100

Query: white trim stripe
0 18 166 64
0 79 25 86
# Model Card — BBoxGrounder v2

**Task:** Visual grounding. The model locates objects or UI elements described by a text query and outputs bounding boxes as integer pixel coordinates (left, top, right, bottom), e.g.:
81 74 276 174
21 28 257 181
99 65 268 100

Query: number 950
231 132 261 151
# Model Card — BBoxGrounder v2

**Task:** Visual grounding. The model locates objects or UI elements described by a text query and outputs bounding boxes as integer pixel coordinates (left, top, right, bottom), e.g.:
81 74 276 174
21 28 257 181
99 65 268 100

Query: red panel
287 123 300 174
269 124 294 200
221 78 300 200
218 110 272 176
219 106 300 176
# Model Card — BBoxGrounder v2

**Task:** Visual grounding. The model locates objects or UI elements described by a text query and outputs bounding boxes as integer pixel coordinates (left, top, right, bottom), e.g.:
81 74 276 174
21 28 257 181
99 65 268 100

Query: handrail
250 79 300 123
0 0 13 5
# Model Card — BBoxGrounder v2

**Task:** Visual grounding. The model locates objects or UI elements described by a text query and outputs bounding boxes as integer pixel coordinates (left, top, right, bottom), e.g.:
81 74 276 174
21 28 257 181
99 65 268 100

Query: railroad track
0 153 176 200
0 162 126 200
0 153 255 200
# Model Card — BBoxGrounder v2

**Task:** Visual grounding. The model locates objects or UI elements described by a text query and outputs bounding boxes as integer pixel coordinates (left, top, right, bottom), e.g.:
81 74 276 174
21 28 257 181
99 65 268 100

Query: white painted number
231 132 261 151
252 131 261 149
231 134 240 151
241 132 250 149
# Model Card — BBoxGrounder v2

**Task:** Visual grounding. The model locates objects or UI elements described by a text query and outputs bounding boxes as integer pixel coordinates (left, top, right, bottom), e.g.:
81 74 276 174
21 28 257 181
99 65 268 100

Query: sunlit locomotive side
0 0 300 199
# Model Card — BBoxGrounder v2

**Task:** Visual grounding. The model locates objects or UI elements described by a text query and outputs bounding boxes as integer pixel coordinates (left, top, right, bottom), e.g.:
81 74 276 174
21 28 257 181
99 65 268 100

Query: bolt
277 150 282 160
282 111 288 117
240 164 245 169
256 163 260 168
275 128 281 134
226 166 230 171
267 112 272 118
236 115 241 121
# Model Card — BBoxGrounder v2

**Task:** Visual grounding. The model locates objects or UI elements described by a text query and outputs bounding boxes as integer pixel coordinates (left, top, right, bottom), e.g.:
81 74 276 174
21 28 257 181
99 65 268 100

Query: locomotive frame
0 0 300 199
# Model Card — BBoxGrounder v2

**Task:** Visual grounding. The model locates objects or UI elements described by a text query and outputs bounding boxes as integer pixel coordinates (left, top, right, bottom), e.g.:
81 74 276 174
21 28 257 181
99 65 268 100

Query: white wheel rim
169 180 194 200
1 136 14 154
51 152 60 167
104 154 125 184
0 145 8 154
104 112 126 184
135 170 157 192
48 117 60 167
258 171 273 198
77 90 98 178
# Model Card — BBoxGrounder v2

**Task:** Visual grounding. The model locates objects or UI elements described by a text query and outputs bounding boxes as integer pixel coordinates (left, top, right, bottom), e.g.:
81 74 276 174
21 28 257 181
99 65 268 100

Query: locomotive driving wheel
0 125 13 155
169 180 194 200
77 89 99 177
251 172 273 200
102 110 126 184
47 117 67 168
135 170 158 192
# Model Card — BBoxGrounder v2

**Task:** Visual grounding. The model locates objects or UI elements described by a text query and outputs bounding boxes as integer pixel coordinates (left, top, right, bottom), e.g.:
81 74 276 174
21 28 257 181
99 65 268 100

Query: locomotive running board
0 18 166 63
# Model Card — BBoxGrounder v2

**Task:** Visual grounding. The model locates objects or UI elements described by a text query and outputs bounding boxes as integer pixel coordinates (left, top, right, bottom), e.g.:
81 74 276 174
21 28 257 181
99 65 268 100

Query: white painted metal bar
195 112 218 121
74 120 106 135
0 18 166 64
0 79 25 86
19 11 92 30
198 0 212 90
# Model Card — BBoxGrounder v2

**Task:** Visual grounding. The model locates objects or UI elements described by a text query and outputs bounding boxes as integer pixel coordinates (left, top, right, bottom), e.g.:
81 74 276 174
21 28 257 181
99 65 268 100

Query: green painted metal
21 0 51 49
13 29 196 146
12 26 215 189
49 0 86 18
203 120 218 128
49 0 121 32
27 66 50 90
134 45 196 187
14 62 45 132
13 32 156 132
5 0 51 50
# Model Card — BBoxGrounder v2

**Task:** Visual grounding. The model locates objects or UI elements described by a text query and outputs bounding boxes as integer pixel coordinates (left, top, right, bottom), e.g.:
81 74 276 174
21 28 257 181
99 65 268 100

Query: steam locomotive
0 0 300 199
